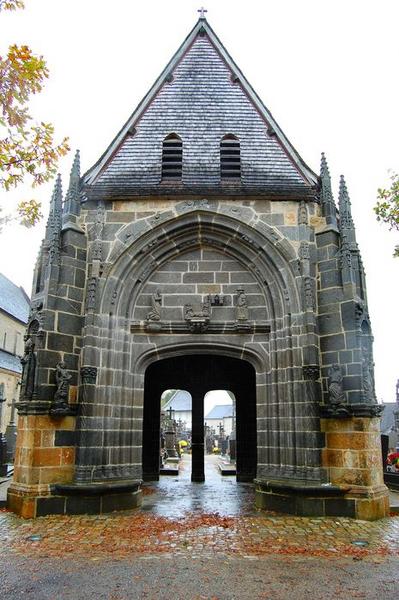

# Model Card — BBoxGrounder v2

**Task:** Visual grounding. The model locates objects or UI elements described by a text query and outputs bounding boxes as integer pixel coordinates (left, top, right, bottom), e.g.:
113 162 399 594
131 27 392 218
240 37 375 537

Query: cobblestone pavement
0 456 398 598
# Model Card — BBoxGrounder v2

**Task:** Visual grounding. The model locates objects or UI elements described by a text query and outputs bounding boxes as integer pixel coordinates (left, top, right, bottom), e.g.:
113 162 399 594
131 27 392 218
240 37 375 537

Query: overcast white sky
0 0 398 403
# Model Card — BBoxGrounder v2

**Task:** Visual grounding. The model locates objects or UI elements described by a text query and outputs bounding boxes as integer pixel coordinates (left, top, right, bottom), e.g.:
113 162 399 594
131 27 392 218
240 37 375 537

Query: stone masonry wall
73 196 326 485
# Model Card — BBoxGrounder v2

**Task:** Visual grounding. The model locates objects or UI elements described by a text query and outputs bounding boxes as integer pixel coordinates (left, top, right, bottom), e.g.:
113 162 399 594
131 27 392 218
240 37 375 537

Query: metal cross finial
197 6 208 19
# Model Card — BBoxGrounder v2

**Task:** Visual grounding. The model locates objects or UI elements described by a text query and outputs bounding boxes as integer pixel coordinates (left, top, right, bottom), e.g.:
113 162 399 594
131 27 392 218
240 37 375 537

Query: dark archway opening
142 354 257 483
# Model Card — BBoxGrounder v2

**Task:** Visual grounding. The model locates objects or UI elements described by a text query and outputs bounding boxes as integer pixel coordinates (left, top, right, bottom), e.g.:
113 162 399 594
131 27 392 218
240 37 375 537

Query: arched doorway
142 355 257 483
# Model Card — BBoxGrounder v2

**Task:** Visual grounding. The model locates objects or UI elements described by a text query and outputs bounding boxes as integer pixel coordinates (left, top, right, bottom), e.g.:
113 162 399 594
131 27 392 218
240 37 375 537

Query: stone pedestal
321 416 389 520
7 414 76 518
255 416 389 520
8 413 143 518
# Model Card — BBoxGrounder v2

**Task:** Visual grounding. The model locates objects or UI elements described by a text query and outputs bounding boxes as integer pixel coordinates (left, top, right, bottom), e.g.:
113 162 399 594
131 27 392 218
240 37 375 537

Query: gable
83 20 317 199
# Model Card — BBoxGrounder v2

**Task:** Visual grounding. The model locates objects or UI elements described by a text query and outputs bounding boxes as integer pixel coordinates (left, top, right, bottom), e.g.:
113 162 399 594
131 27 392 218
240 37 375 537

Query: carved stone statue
184 297 211 333
147 290 162 321
236 288 248 321
328 364 346 405
20 336 36 400
362 354 376 403
51 362 72 415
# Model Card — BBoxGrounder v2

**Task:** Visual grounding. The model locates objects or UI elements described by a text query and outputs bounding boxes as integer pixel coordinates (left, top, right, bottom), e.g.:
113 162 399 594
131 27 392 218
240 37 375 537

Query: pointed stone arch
75 207 325 487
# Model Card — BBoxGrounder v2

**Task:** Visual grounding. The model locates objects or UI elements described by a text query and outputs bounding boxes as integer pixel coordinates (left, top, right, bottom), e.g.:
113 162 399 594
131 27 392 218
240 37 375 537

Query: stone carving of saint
20 336 36 400
328 364 346 405
362 354 376 403
51 361 72 414
147 290 162 321
236 288 248 322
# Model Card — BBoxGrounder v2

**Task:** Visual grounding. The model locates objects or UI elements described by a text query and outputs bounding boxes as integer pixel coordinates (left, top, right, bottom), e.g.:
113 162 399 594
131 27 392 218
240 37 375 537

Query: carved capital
80 366 98 385
302 365 320 380
320 403 384 419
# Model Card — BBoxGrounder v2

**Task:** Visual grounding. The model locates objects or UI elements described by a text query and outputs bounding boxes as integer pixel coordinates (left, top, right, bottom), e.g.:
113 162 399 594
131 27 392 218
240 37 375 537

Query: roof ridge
82 18 318 189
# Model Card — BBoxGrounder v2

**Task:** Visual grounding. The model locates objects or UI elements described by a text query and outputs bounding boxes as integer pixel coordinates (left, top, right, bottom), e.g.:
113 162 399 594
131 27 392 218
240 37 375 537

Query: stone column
191 391 204 482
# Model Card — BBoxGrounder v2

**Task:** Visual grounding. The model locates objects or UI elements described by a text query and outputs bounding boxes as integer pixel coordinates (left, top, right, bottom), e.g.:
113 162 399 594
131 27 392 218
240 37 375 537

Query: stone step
0 477 12 508
218 461 236 476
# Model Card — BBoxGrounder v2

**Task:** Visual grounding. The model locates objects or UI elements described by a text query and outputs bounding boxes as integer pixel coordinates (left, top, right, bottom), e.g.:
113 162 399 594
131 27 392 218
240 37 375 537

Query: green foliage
375 172 399 257
0 1 25 10
17 199 43 227
0 1 69 226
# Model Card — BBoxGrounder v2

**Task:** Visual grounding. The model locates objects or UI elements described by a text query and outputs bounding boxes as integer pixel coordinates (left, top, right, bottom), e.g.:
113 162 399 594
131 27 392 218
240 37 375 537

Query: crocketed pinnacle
63 150 81 218
62 150 84 232
45 173 63 243
338 174 355 232
320 153 338 228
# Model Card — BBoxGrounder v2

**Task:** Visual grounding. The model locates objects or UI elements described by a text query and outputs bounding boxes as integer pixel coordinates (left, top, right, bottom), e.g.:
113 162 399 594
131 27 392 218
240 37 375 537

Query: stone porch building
8 17 388 519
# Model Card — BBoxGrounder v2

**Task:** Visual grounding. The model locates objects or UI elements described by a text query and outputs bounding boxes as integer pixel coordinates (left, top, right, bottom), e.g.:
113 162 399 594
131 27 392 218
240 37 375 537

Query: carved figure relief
147 290 162 322
362 356 375 403
51 362 72 415
20 336 37 400
327 364 346 406
360 321 376 403
236 288 248 322
184 296 211 333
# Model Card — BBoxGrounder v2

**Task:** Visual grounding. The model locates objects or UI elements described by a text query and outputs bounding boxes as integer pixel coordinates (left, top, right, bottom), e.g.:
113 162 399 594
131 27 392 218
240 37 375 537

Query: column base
255 479 389 520
7 480 142 518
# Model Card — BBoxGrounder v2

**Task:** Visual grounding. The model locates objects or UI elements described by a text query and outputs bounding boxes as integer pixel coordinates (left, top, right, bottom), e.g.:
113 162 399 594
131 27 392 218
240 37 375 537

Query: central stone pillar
191 391 204 482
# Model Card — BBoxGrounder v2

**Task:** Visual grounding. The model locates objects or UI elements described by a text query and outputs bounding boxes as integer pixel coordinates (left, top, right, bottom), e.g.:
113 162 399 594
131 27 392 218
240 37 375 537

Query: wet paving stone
1 455 399 562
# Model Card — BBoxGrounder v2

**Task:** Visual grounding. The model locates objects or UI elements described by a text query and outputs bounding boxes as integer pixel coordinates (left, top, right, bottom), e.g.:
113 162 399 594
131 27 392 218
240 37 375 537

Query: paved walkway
0 456 399 598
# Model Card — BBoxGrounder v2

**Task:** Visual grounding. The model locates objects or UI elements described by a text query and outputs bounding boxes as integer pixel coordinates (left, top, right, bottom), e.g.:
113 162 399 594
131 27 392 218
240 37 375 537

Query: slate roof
205 404 234 419
0 349 22 374
83 18 318 200
163 390 192 411
380 403 398 434
0 273 29 324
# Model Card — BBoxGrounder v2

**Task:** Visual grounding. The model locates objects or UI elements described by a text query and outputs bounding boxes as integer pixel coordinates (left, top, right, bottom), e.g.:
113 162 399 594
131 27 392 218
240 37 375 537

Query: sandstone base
7 480 142 518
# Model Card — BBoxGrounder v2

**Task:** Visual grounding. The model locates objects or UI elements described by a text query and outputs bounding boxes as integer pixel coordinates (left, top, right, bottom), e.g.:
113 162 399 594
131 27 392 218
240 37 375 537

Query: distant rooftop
0 349 22 374
205 404 233 420
163 390 192 412
380 403 398 434
0 273 30 324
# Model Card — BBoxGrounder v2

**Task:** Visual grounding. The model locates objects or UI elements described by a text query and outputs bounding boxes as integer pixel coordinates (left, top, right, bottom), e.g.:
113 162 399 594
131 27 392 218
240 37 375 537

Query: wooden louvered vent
220 135 241 179
162 134 183 179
